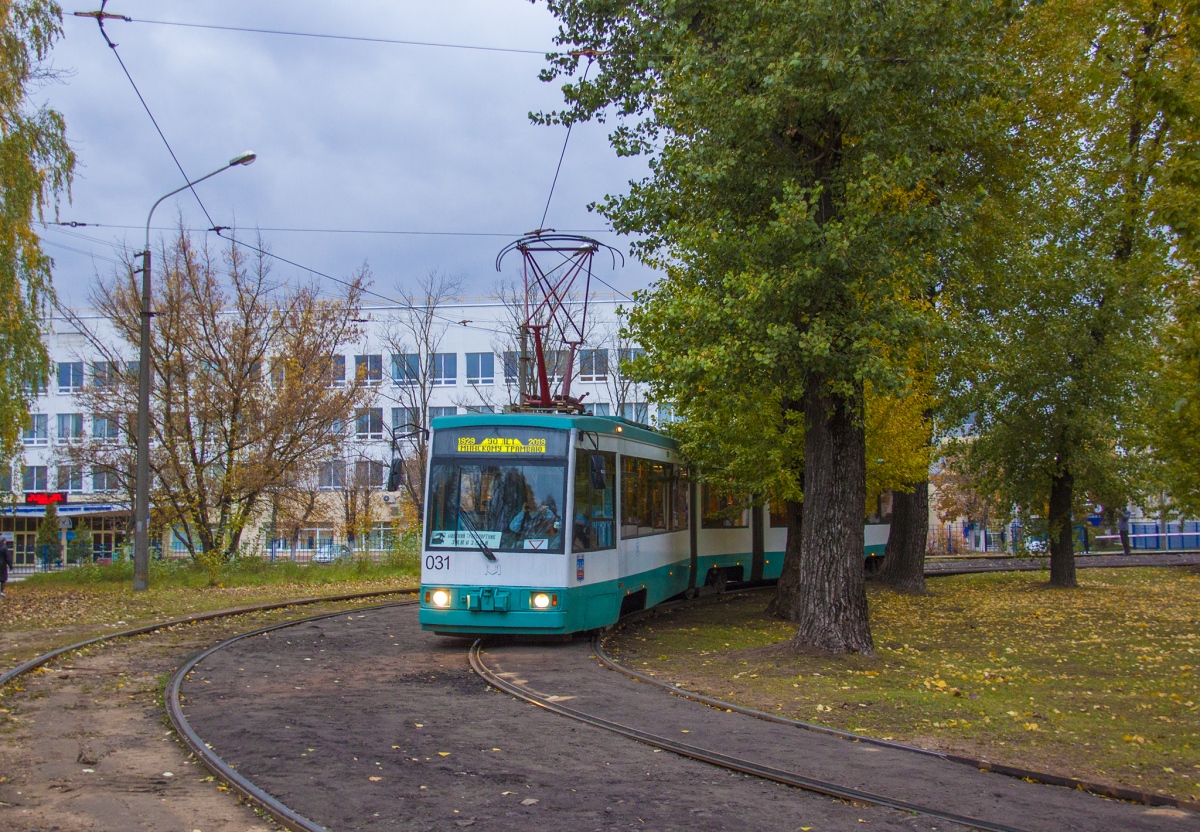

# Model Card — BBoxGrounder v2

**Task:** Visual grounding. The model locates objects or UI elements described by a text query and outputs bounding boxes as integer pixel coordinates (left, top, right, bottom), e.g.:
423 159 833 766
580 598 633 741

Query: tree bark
766 498 803 619
876 481 929 593
791 375 874 654
1048 467 1077 587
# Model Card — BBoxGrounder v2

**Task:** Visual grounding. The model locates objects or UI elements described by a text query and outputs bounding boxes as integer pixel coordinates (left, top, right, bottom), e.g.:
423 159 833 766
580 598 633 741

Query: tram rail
6 561 1197 831
0 589 418 832
596 587 1200 815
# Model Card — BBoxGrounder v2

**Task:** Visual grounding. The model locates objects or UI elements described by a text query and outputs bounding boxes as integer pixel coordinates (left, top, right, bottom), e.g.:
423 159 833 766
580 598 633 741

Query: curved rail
165 598 418 832
0 586 415 691
595 593 1200 815
468 638 1029 832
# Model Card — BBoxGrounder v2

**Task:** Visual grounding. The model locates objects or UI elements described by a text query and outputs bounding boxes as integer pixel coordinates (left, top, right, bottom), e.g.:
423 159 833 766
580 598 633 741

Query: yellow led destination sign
457 436 548 454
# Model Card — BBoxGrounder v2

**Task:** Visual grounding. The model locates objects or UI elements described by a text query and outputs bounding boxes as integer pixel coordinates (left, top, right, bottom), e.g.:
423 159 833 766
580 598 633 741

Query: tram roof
430 412 675 450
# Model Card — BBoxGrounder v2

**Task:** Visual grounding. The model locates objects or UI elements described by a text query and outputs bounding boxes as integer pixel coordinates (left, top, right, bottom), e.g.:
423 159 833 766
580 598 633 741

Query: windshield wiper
457 509 497 562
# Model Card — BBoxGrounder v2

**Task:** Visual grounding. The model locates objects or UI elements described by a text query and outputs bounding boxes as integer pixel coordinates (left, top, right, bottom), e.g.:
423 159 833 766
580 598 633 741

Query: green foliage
35 499 59 557
0 0 74 462
544 0 1013 491
942 0 1197 537
1153 275 1200 516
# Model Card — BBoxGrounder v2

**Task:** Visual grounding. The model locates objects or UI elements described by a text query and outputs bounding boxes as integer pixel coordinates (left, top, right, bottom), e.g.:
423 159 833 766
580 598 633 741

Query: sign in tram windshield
457 436 546 454
433 426 568 458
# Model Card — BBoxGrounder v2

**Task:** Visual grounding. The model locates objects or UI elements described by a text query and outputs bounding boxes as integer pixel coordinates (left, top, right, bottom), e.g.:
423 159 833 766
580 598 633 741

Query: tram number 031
425 555 451 571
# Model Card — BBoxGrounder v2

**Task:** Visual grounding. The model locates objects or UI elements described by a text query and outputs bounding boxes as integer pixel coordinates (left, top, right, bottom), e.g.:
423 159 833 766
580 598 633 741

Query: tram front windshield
426 427 568 554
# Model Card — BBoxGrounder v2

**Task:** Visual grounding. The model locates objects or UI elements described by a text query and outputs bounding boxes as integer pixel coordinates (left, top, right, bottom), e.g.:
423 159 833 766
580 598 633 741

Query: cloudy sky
37 1 655 308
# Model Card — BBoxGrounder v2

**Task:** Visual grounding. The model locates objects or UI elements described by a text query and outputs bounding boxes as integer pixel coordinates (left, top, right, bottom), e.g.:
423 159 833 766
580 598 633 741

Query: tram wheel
713 571 728 595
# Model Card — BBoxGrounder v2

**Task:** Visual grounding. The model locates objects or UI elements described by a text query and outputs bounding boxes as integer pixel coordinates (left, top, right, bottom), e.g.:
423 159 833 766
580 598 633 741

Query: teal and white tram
419 413 888 636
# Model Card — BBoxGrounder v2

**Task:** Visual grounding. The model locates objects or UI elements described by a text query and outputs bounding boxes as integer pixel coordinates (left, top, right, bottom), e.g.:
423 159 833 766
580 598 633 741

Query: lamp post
132 151 256 591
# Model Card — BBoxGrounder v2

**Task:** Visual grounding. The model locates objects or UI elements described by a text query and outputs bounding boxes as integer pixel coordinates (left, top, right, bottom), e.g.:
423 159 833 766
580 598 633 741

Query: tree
0 0 74 462
381 269 463 518
65 229 370 568
1153 275 1200 516
868 379 934 592
36 498 60 563
542 0 1015 653
942 0 1199 586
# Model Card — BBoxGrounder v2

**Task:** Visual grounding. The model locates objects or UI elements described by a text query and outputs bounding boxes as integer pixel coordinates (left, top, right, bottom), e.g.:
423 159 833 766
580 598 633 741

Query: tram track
0 588 416 832
468 631 1028 832
8 559 1194 832
598 584 1200 815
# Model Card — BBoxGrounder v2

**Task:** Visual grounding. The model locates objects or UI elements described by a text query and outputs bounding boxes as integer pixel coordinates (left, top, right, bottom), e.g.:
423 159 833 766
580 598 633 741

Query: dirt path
0 600 388 832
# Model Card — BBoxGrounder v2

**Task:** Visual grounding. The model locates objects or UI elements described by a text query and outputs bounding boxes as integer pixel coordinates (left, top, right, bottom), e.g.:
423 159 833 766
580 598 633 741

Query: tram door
750 503 765 581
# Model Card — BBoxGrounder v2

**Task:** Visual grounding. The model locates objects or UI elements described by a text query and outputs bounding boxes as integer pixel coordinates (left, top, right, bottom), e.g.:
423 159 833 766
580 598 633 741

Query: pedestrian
0 536 13 597
1118 509 1132 557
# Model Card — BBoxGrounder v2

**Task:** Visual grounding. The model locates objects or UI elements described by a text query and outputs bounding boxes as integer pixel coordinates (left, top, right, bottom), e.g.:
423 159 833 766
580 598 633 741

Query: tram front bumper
419 585 567 634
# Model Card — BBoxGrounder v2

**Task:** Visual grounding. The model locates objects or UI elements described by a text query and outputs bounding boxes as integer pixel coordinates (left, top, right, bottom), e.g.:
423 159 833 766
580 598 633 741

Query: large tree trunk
876 482 929 593
766 498 803 619
791 375 874 654
1048 467 1077 587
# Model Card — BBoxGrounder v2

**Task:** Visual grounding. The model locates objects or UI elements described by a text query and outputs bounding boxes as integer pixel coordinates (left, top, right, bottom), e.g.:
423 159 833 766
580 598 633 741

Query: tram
418 412 889 636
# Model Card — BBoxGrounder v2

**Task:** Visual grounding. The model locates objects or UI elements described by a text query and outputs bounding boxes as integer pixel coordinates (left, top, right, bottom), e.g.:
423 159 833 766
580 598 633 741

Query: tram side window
769 497 789 528
573 451 616 552
620 456 688 539
701 485 750 528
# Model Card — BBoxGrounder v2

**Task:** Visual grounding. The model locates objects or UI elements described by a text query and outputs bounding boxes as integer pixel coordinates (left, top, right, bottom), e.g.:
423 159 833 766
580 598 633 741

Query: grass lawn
0 557 419 667
609 566 1200 802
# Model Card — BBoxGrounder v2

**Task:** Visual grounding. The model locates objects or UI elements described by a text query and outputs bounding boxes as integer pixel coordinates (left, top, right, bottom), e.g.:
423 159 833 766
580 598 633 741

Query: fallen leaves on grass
612 567 1200 802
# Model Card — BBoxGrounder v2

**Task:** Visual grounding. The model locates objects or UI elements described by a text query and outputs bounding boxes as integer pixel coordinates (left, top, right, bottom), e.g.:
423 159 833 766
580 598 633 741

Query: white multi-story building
3 295 656 566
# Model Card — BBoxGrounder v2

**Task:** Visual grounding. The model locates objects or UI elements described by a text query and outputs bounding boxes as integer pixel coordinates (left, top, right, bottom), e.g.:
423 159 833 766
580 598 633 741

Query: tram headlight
531 592 557 609
428 589 452 608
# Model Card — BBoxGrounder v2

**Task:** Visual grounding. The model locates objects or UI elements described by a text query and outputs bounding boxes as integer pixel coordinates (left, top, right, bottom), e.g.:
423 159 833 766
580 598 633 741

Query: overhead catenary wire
71 7 639 317
48 221 615 238
80 4 219 234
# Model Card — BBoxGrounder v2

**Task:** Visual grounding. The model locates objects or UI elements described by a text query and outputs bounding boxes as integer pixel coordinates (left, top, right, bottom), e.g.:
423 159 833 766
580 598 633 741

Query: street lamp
132 151 256 591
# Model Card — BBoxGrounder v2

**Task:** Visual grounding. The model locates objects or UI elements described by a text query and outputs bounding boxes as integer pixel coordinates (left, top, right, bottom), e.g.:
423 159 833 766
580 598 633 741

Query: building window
57 413 84 442
465 405 495 414
92 361 118 388
620 457 688 539
25 376 47 395
22 465 48 492
93 414 119 442
354 459 386 490
620 402 648 424
579 349 609 382
59 465 84 493
618 347 646 369
431 352 457 386
355 408 384 440
319 460 346 490
466 352 494 386
584 403 611 416
429 406 457 420
325 355 346 387
502 351 520 384
58 361 84 393
23 414 48 445
392 406 419 434
655 404 679 424
355 354 383 385
92 467 119 493
392 353 420 385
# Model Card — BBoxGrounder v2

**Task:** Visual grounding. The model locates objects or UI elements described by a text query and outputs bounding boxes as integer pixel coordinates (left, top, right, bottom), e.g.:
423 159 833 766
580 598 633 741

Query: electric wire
125 17 549 56
49 221 614 238
539 60 593 230
85 4 219 233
